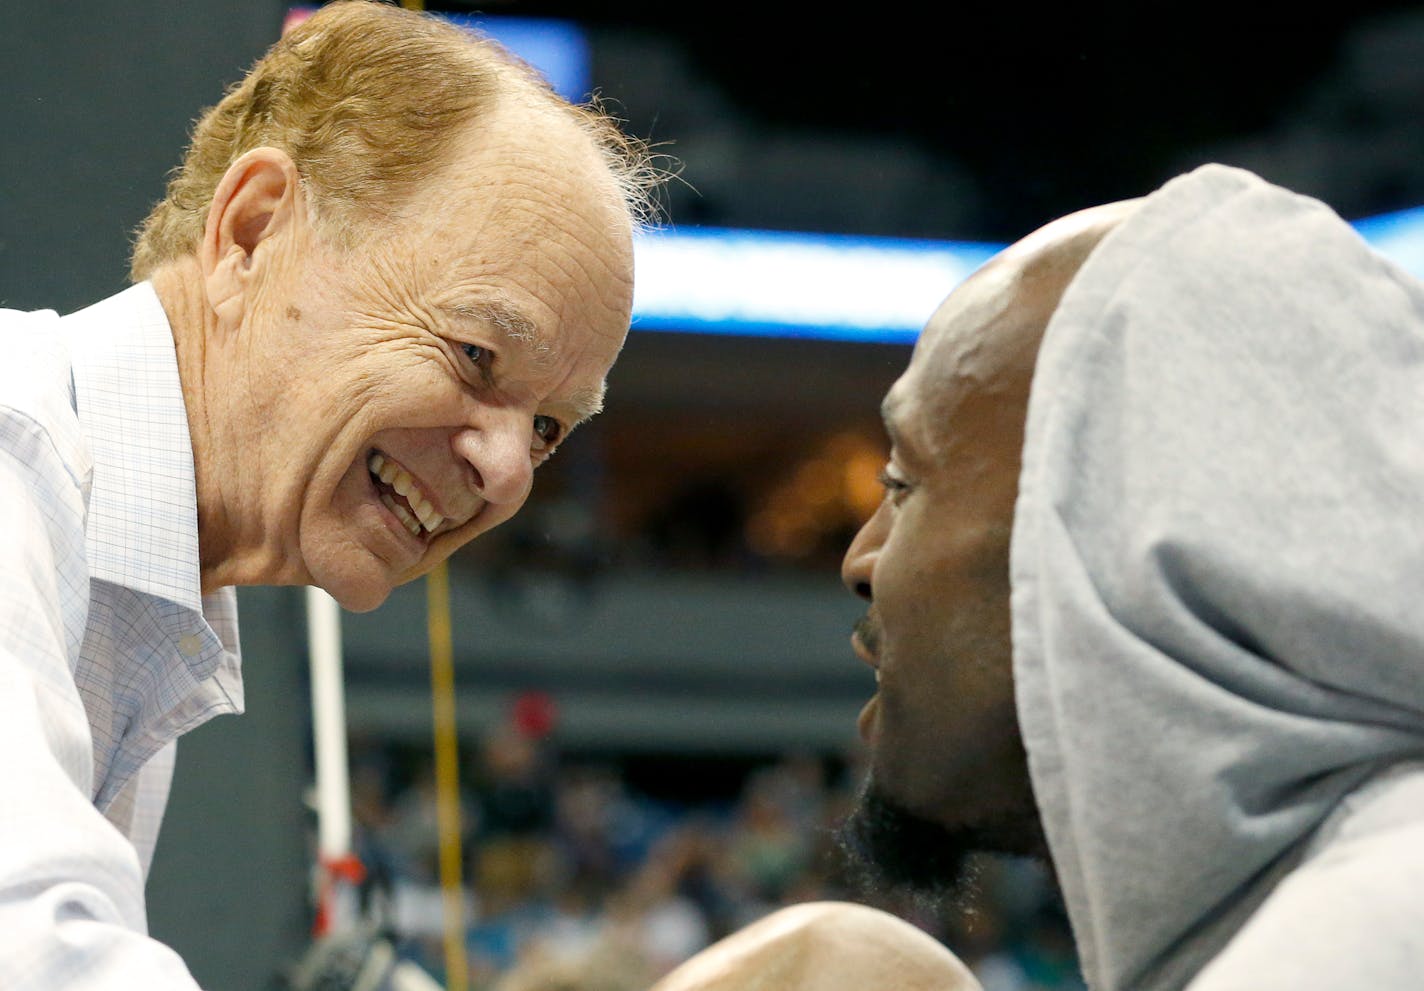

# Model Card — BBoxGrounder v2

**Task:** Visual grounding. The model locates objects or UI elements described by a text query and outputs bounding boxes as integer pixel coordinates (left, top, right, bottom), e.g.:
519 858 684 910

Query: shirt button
178 634 204 657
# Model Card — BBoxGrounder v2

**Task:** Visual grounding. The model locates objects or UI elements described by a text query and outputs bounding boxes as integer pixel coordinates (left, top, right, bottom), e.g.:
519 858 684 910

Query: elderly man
0 1 657 985
655 163 1424 990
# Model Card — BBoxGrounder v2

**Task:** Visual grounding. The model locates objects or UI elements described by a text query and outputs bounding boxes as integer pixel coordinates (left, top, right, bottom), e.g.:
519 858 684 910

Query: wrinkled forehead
407 96 636 332
408 93 633 242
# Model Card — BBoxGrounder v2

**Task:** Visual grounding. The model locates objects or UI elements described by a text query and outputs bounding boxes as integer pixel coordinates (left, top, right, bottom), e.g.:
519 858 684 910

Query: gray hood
1010 164 1424 989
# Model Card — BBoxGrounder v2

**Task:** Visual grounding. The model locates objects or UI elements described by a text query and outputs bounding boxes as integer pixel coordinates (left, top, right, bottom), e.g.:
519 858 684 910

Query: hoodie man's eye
878 466 911 501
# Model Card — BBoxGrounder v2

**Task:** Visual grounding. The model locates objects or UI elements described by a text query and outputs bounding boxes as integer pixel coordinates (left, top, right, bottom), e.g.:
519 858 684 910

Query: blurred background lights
631 227 1002 343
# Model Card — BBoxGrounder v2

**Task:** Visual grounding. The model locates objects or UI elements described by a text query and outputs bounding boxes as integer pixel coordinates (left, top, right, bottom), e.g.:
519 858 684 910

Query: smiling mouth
367 451 445 540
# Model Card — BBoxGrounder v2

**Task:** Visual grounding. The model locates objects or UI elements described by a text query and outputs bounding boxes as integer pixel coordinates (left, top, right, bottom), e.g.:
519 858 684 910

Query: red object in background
511 690 558 739
310 852 366 937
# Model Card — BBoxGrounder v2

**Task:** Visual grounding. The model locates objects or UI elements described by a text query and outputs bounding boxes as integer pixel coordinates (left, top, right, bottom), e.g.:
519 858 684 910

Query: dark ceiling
410 1 1424 576
424 1 1424 241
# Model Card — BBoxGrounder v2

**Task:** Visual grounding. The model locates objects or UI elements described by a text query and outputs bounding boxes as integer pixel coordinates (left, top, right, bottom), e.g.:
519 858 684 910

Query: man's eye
877 467 910 497
532 414 563 451
460 343 486 365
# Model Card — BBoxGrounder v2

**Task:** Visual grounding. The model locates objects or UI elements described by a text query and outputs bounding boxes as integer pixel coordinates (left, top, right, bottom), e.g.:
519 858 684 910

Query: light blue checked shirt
0 283 244 988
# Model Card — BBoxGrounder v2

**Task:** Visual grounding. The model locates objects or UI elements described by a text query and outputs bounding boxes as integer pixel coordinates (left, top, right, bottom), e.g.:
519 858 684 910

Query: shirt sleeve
0 408 202 990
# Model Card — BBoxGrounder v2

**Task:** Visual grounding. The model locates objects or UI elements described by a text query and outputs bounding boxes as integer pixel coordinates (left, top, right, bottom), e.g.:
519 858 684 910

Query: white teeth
412 497 444 534
381 492 422 537
369 451 445 537
392 469 414 498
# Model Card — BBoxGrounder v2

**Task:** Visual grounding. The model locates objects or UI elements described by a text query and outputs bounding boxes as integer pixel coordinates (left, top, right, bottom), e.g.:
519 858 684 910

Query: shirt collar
58 282 205 612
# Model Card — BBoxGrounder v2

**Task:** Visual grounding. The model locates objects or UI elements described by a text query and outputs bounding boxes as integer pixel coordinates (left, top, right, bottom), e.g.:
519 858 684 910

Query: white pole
306 585 356 933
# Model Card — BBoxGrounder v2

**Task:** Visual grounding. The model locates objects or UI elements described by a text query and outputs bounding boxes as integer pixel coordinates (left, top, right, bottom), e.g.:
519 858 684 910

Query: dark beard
834 778 1014 915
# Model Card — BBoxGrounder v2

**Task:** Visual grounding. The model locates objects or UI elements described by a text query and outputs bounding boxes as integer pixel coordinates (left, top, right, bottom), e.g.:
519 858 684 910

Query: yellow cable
401 0 455 983
427 561 468 991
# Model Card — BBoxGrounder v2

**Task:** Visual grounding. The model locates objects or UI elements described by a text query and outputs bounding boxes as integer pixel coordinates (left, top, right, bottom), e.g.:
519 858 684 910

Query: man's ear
201 147 305 326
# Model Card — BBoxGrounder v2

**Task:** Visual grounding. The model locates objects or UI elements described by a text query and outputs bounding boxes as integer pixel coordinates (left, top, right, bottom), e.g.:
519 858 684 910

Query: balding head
131 0 661 280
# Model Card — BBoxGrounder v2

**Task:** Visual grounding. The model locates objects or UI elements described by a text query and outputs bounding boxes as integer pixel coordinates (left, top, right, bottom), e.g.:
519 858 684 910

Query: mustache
852 614 882 655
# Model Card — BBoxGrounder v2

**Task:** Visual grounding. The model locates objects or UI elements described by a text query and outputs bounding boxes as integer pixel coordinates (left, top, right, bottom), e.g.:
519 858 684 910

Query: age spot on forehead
286 304 302 321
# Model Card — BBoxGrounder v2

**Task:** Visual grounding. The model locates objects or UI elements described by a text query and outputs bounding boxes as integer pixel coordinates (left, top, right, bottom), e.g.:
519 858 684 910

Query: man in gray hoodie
654 164 1424 990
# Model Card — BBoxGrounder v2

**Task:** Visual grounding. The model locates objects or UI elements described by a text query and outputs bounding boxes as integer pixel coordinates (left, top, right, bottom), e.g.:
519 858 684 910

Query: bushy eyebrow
444 300 555 372
442 300 605 426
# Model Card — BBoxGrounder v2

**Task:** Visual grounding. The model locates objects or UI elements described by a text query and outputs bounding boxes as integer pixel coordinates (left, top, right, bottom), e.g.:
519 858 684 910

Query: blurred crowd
338 697 1085 991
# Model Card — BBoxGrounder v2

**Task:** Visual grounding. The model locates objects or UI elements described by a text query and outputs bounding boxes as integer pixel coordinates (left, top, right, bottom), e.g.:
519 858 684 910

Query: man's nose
841 504 885 601
450 408 535 508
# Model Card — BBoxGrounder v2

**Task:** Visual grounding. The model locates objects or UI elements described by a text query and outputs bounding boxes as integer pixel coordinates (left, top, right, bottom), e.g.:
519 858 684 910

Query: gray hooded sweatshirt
1010 163 1424 990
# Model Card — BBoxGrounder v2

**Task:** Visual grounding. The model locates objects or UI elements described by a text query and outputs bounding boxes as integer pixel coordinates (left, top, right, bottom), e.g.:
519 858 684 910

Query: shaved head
914 198 1144 457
